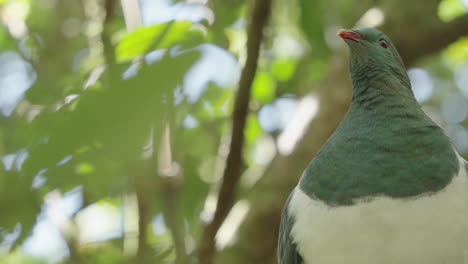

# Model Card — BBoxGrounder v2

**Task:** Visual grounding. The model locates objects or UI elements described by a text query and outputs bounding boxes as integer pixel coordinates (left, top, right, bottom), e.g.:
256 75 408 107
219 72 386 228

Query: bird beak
337 29 361 43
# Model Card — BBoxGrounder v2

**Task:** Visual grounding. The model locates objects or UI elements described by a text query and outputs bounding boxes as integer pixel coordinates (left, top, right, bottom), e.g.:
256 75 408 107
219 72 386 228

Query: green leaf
116 21 204 61
24 51 201 198
252 72 275 104
0 170 40 248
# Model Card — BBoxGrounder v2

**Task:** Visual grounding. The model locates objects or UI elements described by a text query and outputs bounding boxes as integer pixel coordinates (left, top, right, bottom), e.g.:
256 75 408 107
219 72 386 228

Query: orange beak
338 29 361 43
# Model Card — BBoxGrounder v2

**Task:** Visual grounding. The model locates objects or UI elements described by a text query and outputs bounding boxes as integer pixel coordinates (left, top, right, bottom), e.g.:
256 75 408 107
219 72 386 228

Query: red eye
379 39 388 48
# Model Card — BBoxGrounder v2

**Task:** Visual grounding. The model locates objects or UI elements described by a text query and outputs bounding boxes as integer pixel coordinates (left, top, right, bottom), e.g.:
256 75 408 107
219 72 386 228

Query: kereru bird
278 28 468 264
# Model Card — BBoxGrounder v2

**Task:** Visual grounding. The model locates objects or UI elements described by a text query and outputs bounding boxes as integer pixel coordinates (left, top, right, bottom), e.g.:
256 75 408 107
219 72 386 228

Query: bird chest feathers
288 157 468 264
299 101 459 206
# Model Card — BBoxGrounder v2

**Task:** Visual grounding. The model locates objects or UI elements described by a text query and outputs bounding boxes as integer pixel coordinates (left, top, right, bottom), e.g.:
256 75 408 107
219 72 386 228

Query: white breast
289 157 468 264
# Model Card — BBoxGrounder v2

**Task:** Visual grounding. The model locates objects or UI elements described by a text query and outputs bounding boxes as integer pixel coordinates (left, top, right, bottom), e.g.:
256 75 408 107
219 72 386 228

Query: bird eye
379 39 388 48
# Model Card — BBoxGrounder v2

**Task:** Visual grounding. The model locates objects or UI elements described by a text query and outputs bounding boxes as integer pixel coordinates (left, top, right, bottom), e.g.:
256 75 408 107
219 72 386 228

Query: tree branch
101 0 117 66
400 14 468 65
157 125 187 264
160 172 187 264
198 0 273 263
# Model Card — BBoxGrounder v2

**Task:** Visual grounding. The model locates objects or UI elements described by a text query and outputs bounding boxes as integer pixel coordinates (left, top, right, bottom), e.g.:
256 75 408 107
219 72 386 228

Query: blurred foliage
438 0 468 21
116 21 204 61
0 0 467 263
443 37 468 66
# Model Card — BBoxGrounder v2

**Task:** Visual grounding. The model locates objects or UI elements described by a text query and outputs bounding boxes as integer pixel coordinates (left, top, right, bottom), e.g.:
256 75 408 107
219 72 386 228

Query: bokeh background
1 0 468 263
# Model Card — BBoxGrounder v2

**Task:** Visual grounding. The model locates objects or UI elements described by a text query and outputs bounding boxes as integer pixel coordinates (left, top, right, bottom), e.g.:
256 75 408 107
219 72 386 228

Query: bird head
338 28 411 89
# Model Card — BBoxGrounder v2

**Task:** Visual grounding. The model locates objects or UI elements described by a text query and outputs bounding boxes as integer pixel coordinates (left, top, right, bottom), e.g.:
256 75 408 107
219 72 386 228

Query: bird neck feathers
350 63 413 110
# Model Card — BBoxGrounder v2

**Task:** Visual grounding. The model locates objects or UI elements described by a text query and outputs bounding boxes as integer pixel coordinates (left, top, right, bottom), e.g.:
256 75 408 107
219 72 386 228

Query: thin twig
157 126 188 264
160 168 187 264
198 0 273 263
136 182 152 261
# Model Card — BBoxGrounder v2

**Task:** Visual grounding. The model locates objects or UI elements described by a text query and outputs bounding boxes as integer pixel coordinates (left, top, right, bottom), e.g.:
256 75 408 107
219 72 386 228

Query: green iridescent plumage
299 28 458 205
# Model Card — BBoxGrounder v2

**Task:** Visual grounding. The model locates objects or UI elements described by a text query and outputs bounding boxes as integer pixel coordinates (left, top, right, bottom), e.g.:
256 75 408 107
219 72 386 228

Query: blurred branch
160 173 187 264
157 125 188 264
135 184 152 261
393 13 468 65
101 0 117 65
198 0 273 263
